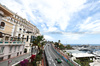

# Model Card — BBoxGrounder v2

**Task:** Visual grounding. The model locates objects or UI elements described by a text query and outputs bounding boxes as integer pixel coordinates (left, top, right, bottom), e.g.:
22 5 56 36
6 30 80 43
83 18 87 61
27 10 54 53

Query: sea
63 44 100 46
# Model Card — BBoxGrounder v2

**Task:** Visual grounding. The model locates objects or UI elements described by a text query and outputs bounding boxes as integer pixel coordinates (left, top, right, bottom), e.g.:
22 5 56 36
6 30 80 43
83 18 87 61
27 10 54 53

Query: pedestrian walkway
56 48 69 59
42 52 46 66
0 53 30 66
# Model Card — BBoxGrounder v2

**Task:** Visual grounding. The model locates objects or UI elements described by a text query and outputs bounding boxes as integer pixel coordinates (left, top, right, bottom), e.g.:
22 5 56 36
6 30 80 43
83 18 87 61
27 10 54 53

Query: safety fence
51 45 74 66
44 50 49 66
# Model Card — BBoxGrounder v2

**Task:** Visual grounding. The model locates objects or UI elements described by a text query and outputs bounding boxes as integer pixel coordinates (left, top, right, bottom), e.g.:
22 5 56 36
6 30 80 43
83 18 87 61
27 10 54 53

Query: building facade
0 4 40 61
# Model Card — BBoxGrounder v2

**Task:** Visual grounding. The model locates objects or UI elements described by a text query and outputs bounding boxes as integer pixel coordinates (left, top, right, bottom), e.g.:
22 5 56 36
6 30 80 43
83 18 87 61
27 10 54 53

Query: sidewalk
55 48 69 60
42 58 44 66
0 53 30 66
53 46 76 66
52 45 69 60
42 52 46 66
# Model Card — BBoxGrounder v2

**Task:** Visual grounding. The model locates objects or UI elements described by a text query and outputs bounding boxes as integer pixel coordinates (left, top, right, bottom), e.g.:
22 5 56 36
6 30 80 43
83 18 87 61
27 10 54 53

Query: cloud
1 0 100 44
0 0 87 31
78 14 100 34
43 31 84 40
44 35 54 41
42 31 100 35
63 34 83 40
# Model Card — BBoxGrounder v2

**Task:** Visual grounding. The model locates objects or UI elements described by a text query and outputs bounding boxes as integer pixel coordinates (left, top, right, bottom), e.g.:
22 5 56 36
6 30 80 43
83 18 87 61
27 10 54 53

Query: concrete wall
0 18 14 35
0 44 24 61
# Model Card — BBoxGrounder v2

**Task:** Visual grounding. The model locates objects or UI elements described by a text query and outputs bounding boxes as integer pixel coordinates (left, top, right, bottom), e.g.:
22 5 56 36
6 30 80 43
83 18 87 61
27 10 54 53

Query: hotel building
0 4 40 61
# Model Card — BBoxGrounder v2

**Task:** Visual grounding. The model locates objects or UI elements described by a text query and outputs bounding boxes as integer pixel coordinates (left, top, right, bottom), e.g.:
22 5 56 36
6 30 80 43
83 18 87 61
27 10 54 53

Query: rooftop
66 50 95 58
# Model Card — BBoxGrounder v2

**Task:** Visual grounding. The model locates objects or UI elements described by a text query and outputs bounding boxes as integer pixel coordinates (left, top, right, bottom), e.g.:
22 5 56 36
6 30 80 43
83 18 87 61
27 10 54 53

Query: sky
1 0 100 44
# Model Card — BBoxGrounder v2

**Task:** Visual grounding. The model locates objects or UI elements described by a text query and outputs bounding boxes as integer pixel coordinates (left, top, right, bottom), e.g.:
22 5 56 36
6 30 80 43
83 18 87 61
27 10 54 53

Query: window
0 22 5 29
15 15 16 18
26 36 29 42
19 28 22 31
20 52 22 55
8 55 11 59
0 32 2 37
17 52 19 56
18 46 20 51
9 46 12 53
14 46 16 52
0 57 3 61
11 18 13 21
30 36 35 43
14 20 15 22
0 46 5 54
23 29 25 33
22 46 24 50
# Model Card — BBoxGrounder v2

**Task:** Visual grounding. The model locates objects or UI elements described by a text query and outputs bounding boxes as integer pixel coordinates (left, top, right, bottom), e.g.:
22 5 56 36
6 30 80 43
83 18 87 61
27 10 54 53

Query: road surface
45 43 70 66
0 53 30 66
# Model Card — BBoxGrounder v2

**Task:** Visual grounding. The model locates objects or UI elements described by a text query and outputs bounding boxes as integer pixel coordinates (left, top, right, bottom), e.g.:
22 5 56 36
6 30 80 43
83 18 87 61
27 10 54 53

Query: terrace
0 41 25 45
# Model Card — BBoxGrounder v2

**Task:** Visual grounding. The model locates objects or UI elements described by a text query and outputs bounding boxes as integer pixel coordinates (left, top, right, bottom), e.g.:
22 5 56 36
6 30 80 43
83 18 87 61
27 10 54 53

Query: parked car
55 58 62 63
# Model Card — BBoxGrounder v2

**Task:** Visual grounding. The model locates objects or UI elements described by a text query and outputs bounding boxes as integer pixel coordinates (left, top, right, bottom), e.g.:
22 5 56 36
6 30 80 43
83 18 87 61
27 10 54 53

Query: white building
0 4 40 61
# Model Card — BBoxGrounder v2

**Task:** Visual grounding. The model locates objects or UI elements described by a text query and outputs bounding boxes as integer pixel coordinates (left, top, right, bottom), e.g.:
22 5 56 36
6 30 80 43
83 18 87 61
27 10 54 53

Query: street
45 43 70 66
0 53 30 66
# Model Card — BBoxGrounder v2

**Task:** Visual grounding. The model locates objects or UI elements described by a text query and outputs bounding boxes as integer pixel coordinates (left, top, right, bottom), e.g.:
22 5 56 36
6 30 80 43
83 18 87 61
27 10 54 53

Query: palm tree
32 35 44 54
58 40 60 43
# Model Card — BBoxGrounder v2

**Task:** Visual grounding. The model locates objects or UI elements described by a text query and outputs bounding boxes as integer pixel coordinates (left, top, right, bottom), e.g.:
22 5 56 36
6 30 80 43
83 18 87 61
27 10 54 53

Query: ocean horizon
63 44 100 46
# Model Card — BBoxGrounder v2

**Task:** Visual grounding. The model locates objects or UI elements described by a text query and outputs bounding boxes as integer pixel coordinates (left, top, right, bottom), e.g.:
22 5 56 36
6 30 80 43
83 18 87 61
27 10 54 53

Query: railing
0 41 25 45
51 44 81 66
60 50 81 66
51 44 74 66
2 18 14 25
12 56 31 66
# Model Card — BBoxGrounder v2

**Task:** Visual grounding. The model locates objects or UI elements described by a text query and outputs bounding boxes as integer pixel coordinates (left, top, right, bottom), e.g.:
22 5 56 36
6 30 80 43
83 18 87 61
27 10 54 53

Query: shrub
30 55 36 62
32 61 37 66
35 54 42 61
20 59 29 66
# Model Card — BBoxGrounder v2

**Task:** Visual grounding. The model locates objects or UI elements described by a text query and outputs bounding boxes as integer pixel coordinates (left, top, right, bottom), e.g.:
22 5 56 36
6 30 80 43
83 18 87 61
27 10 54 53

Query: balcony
2 18 14 25
0 41 25 45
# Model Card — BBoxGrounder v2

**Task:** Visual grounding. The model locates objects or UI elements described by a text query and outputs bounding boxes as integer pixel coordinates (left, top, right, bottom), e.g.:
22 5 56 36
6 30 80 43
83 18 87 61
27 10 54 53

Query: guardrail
51 45 74 66
12 56 31 66
44 50 49 66
0 41 25 45
60 50 81 66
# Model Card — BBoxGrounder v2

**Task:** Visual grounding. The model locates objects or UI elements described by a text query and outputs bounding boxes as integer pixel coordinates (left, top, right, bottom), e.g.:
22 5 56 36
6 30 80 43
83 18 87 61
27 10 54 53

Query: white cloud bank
44 35 54 41
1 0 100 44
0 0 87 31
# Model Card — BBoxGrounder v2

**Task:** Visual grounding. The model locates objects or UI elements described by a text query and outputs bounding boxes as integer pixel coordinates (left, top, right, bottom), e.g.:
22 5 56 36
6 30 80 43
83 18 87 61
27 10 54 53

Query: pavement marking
61 60 64 62
49 61 51 64
52 59 53 62
47 44 56 66
49 45 69 66
49 46 57 58
61 64 64 66
54 63 56 66
44 44 47 50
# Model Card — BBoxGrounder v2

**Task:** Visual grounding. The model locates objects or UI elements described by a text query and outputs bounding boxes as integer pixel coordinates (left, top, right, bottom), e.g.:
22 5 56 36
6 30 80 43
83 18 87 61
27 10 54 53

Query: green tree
54 42 59 48
65 44 73 49
58 40 60 43
32 35 44 52
59 44 65 50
